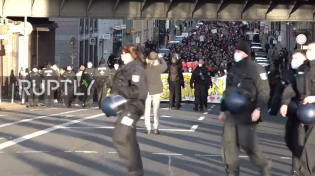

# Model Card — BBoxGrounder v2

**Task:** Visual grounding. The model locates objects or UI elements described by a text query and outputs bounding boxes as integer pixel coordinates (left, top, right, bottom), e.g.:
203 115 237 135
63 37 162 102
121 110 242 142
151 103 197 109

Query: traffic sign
296 34 307 45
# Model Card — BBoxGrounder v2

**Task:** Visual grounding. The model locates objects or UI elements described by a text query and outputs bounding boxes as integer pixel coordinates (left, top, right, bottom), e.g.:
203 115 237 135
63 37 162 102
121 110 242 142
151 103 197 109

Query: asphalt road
0 102 290 176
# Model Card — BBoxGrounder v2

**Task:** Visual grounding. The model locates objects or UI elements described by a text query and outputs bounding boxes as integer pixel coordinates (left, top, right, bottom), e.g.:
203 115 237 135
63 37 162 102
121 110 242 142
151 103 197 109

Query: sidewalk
0 101 26 110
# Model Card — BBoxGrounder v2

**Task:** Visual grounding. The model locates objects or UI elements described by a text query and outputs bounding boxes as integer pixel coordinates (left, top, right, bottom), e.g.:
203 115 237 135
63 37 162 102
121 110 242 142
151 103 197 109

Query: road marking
203 112 208 115
195 154 247 158
198 116 205 121
280 157 292 159
0 151 3 153
74 151 97 153
190 125 198 132
29 108 59 111
161 108 170 110
0 109 89 129
153 153 183 156
108 152 118 154
0 113 104 150
208 109 212 111
17 151 50 153
60 126 195 132
0 115 4 116
160 115 171 118
0 136 12 140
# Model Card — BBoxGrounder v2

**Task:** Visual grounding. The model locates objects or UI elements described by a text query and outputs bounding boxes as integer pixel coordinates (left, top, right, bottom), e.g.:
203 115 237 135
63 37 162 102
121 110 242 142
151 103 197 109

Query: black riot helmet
101 94 127 117
297 104 315 125
225 90 248 114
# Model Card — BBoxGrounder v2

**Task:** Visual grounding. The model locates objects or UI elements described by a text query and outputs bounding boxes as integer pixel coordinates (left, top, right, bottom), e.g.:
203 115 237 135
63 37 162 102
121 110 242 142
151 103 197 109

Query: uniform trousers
113 114 143 176
221 117 270 175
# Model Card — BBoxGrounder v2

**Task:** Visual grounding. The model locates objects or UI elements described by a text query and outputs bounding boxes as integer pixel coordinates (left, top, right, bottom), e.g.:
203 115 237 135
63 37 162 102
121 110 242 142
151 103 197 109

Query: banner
160 73 226 103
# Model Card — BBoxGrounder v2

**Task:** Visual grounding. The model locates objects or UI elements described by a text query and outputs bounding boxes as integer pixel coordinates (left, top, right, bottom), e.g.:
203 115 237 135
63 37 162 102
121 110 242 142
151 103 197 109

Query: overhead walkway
1 0 315 21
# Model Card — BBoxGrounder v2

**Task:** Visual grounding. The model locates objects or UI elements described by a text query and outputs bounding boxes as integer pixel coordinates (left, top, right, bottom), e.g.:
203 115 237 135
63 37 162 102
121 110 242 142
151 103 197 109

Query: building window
90 20 93 33
80 18 84 34
94 20 98 32
270 22 281 36
85 19 89 32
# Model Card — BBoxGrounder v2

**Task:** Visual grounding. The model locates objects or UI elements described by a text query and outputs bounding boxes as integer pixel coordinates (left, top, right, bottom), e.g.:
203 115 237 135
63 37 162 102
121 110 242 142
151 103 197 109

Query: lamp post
70 37 76 66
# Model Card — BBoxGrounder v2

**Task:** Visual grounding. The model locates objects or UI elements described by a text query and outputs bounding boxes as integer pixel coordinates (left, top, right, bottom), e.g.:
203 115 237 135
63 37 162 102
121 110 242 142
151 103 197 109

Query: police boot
225 168 239 176
193 105 198 111
289 170 300 176
199 105 204 111
261 160 272 176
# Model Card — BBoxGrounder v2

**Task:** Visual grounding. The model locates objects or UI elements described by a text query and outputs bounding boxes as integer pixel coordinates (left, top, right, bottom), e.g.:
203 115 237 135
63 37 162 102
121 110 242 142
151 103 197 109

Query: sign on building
296 34 307 45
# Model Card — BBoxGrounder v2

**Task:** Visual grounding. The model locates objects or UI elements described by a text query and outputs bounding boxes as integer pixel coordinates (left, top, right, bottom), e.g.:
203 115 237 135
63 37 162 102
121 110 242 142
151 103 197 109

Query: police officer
95 59 111 109
62 66 76 108
42 63 58 108
190 59 212 111
81 62 95 108
219 41 272 176
26 68 42 107
111 45 148 176
279 50 308 175
281 41 315 176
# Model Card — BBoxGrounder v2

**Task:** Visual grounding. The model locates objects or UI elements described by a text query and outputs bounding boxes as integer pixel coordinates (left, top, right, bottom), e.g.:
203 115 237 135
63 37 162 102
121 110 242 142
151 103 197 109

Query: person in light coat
144 52 167 135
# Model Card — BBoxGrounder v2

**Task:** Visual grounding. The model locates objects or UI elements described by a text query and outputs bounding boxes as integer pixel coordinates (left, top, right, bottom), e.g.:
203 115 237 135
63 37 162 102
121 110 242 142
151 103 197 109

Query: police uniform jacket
282 62 310 106
220 44 270 125
94 64 111 87
26 71 42 88
42 68 58 87
62 71 76 87
269 69 296 116
81 67 95 86
190 65 212 88
111 60 148 117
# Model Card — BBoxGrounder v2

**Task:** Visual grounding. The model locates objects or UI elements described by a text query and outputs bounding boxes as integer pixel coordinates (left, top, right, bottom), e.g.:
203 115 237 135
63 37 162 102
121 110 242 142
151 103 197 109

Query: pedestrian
81 62 95 108
168 54 184 109
190 59 212 111
62 66 76 108
219 41 272 176
144 52 167 135
74 65 85 106
26 68 42 107
279 50 308 175
281 41 315 175
111 44 148 176
42 63 58 108
94 59 111 109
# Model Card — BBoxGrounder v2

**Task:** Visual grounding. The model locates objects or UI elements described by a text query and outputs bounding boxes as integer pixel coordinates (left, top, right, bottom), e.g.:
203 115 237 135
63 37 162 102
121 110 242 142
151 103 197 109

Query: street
0 103 290 176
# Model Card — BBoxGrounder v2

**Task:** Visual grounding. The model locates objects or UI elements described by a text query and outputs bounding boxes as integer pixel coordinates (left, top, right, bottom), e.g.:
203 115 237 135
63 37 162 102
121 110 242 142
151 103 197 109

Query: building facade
52 19 155 68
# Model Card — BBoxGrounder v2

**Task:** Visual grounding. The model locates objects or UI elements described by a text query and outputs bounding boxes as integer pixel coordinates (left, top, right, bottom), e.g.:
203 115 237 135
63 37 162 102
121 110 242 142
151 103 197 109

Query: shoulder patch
260 73 267 80
132 75 140 82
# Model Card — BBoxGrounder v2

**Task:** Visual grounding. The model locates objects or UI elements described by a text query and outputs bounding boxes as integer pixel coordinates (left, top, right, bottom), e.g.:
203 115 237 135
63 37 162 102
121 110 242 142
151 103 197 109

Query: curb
0 105 26 110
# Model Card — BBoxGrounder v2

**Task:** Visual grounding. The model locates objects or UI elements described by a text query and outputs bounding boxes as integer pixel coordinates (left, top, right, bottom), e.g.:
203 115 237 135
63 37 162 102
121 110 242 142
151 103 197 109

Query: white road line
17 151 50 153
108 152 118 154
64 151 72 153
203 112 208 115
153 153 183 156
60 126 195 132
0 151 3 153
198 116 205 121
195 154 248 158
207 109 212 111
0 109 88 129
74 151 97 154
0 115 4 116
160 115 171 118
280 157 292 159
0 136 12 140
190 125 198 132
0 113 104 150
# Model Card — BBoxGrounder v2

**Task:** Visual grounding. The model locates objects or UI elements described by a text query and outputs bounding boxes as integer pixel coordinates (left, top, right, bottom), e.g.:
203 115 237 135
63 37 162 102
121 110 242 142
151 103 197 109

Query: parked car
251 46 267 57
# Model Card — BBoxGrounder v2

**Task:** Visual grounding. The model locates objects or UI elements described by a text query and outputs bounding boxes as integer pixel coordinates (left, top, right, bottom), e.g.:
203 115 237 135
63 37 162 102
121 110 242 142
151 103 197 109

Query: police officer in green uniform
219 41 272 176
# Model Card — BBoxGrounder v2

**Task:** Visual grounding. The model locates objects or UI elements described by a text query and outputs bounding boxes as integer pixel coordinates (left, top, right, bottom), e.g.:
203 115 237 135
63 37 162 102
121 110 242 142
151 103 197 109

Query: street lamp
70 37 77 66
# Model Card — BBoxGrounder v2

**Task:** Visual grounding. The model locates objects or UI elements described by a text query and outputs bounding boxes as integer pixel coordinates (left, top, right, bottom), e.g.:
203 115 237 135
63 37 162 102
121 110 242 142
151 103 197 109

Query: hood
235 41 251 57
